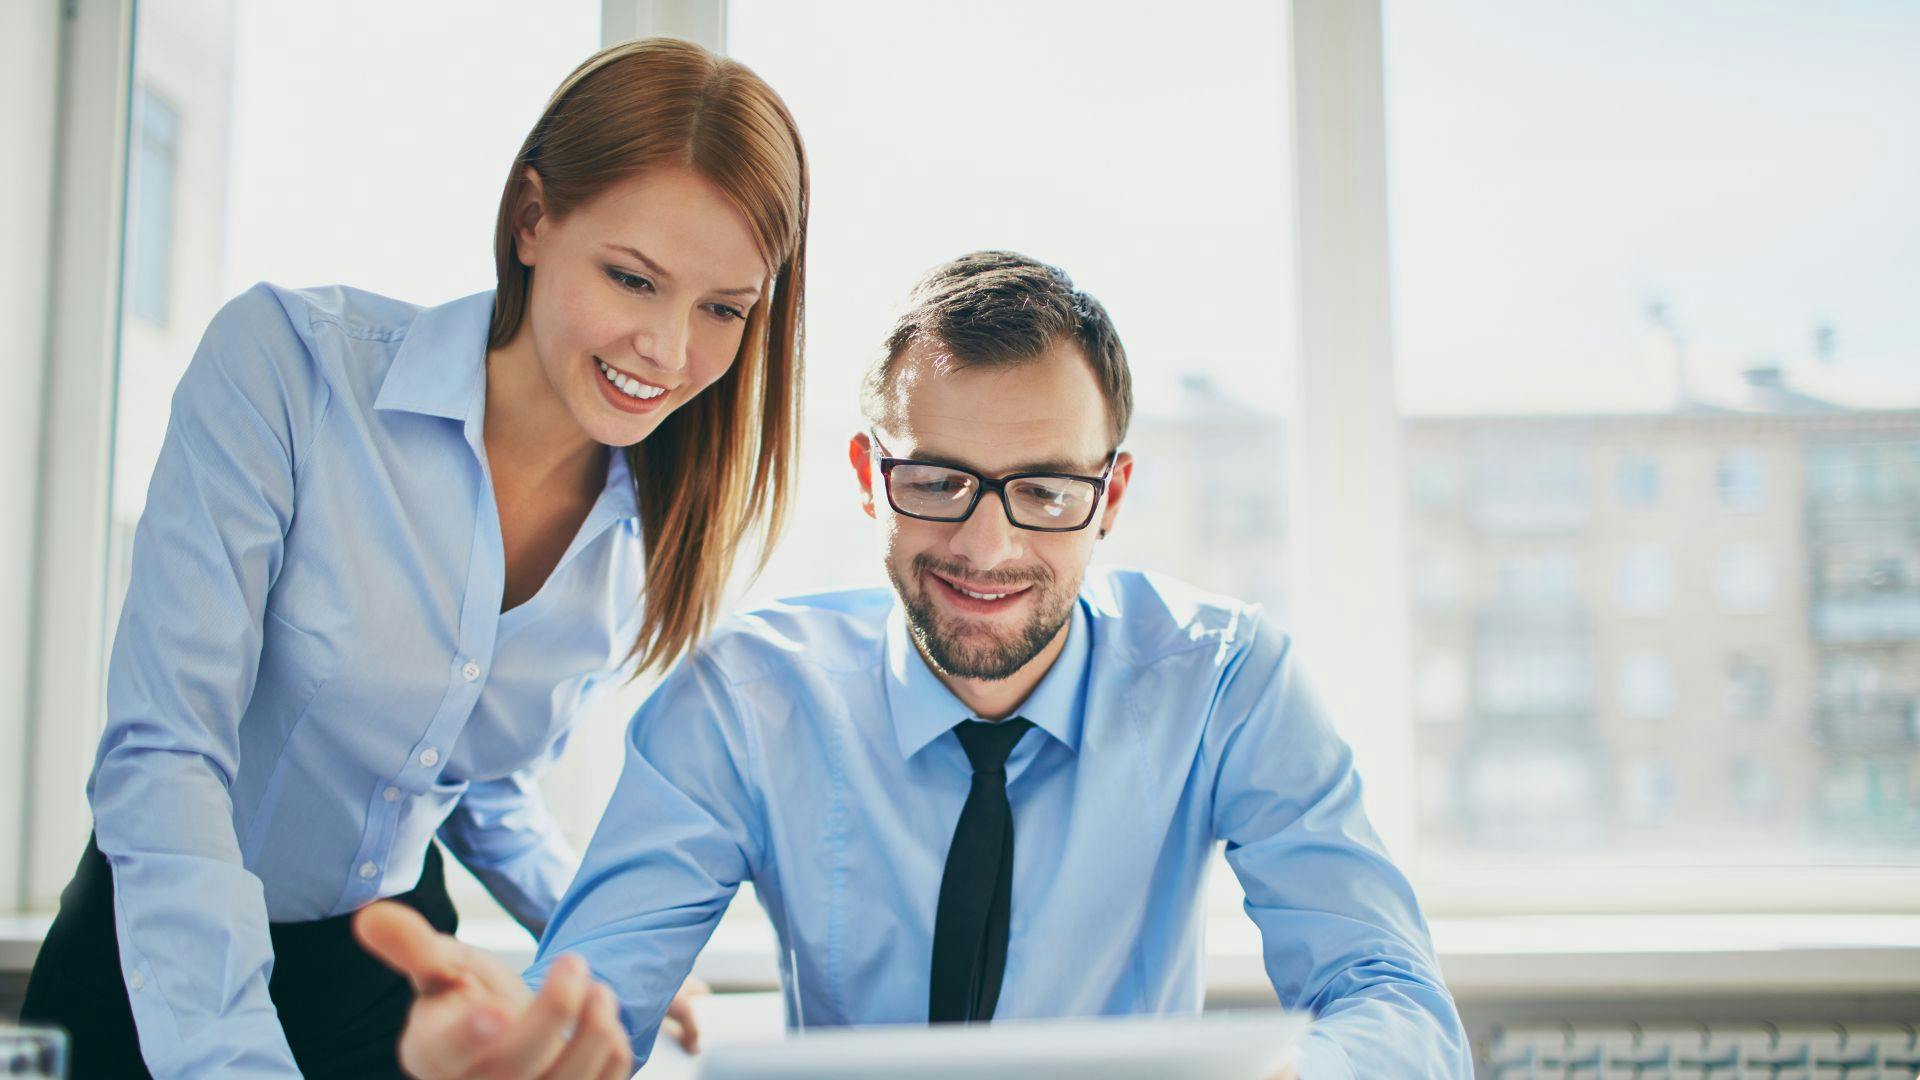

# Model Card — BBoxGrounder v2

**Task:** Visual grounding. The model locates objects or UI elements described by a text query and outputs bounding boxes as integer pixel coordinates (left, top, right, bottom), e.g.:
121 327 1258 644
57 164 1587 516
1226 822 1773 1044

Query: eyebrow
605 244 763 298
908 446 1107 477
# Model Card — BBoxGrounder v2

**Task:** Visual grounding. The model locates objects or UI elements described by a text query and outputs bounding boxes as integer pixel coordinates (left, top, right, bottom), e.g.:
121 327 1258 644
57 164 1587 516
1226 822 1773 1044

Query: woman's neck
482 333 604 495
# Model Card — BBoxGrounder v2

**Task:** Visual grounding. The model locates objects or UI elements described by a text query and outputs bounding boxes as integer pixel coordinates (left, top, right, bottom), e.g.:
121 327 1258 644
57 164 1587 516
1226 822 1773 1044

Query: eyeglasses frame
868 431 1119 533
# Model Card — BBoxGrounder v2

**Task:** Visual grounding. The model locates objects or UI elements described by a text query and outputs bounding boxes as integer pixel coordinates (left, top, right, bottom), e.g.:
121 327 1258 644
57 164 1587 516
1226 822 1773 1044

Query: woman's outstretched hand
353 900 632 1079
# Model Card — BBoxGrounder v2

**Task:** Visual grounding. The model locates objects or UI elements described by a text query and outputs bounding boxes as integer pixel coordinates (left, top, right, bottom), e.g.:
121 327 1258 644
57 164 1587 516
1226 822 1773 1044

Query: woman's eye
707 302 748 322
607 268 654 293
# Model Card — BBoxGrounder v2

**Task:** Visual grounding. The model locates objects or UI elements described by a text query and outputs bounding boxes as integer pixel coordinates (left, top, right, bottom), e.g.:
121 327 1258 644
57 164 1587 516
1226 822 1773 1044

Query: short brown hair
490 38 808 676
861 251 1132 447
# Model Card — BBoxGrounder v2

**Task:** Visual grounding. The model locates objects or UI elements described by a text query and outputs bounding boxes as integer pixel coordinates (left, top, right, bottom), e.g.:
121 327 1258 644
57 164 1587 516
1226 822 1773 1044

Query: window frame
14 0 1918 919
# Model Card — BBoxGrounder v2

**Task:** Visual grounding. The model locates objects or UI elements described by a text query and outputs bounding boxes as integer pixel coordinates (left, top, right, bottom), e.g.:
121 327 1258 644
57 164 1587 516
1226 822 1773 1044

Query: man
357 251 1472 1079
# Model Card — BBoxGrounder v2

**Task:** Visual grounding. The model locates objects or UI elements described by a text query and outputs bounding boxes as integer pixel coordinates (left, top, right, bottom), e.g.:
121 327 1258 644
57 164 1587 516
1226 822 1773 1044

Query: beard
891 551 1079 681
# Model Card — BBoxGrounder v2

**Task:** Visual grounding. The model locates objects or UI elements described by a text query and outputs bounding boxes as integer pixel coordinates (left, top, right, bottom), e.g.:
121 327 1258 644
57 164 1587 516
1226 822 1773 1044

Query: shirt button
419 748 439 767
128 970 145 992
359 861 378 880
383 786 401 802
461 660 481 682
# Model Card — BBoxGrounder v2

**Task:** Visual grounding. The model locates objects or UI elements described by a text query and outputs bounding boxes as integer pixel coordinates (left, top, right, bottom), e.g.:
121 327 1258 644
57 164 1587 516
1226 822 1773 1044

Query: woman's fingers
396 994 514 1080
354 901 470 994
536 982 630 1080
462 953 594 1078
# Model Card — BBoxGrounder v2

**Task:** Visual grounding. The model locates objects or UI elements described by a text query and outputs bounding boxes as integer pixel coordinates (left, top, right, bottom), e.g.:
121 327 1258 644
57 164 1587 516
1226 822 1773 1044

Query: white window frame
12 0 1919 919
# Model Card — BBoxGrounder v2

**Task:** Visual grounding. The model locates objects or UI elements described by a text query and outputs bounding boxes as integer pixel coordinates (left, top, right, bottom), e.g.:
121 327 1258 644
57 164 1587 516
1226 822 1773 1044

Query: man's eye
1015 482 1072 505
909 478 969 496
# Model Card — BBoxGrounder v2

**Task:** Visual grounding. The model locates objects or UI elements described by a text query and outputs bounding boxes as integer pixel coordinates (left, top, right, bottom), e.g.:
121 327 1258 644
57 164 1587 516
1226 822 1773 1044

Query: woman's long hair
488 37 807 675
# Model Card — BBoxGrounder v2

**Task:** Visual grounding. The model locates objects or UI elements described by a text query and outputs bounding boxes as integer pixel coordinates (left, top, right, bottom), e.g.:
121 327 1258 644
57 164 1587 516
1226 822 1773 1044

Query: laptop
696 1008 1309 1080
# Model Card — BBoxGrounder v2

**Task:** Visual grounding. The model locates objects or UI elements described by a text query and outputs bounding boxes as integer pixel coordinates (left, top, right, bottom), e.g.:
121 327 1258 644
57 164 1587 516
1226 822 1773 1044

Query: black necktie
929 716 1034 1024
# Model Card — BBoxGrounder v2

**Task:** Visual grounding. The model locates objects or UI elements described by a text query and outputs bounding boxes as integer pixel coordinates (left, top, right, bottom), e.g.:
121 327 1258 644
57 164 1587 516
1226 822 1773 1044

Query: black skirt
20 835 458 1079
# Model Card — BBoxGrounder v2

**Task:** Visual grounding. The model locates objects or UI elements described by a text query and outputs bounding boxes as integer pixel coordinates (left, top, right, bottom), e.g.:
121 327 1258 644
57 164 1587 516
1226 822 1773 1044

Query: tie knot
953 717 1034 775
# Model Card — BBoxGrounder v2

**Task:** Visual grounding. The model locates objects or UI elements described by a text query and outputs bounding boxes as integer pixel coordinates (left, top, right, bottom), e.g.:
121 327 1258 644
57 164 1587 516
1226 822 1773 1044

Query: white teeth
960 587 1008 601
597 360 666 400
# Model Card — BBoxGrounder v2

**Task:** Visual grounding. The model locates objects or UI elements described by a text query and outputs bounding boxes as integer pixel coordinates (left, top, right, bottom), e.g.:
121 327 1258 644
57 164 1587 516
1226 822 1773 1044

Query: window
1497 551 1579 609
127 87 179 327
1476 639 1591 718
1617 651 1676 721
728 0 1295 617
1621 757 1679 827
1388 0 1920 879
1409 453 1463 509
1714 543 1777 614
1617 453 1661 507
1412 551 1463 614
1715 449 1768 511
1616 544 1674 616
1724 654 1774 723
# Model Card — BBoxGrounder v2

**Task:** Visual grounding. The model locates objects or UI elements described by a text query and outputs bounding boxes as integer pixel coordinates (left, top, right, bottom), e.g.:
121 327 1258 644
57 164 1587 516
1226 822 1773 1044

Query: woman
21 37 807 1079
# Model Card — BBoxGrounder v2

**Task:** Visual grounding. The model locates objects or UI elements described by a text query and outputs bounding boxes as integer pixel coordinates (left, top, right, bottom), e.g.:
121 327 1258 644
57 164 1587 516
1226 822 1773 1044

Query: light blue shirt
92 283 645 1076
533 570 1470 1079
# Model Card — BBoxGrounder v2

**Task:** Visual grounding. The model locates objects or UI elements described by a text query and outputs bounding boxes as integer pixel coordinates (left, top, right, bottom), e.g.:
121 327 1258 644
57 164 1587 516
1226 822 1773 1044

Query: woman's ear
512 167 548 268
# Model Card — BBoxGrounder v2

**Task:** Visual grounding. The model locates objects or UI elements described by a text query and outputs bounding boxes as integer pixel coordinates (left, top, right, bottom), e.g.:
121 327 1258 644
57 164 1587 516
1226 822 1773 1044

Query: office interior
2 1 1916 1076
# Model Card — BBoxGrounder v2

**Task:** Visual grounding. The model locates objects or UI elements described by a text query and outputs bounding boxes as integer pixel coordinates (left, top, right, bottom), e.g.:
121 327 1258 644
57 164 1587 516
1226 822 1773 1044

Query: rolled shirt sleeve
87 285 330 1077
1206 619 1472 1079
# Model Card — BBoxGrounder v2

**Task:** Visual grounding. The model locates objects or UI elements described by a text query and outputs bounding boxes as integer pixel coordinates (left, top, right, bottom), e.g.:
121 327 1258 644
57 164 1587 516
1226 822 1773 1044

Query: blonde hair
490 38 808 675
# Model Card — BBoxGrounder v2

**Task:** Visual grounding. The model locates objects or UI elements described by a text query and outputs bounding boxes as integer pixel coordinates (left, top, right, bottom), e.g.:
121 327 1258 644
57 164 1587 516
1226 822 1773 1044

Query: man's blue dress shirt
533 570 1470 1078
92 283 644 1076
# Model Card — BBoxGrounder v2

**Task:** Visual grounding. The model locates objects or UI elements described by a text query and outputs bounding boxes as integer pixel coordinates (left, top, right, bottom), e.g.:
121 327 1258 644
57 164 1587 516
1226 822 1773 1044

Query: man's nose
945 492 1023 570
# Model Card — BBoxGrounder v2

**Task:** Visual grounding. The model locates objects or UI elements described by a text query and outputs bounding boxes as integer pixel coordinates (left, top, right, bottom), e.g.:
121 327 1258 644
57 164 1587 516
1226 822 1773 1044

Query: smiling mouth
928 569 1035 604
595 357 669 401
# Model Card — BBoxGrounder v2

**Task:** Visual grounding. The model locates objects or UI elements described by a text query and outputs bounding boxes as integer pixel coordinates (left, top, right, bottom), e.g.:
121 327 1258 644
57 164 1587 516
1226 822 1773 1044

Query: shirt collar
375 290 639 524
884 597 1091 760
374 290 494 421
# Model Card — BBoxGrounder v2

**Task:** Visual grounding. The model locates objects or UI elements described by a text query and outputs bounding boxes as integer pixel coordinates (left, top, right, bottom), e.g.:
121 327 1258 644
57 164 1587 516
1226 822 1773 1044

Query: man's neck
923 618 1072 722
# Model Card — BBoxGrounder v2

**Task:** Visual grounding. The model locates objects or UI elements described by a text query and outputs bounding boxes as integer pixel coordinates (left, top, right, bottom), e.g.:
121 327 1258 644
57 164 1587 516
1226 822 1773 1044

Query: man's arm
1206 617 1473 1079
526 648 765 1064
354 649 758 1076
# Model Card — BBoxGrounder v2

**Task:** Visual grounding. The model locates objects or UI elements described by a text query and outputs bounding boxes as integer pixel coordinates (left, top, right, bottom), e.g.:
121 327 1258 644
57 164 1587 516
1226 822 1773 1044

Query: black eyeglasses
870 432 1118 533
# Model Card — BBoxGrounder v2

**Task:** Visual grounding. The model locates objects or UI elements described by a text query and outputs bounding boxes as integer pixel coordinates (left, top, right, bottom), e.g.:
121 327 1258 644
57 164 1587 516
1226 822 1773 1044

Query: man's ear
849 431 877 520
511 167 548 268
1095 451 1134 540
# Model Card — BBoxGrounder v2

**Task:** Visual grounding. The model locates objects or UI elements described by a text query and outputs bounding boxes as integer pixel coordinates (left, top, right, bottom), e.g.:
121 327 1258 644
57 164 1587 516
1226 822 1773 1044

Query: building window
1616 452 1661 507
1616 544 1673 616
1724 654 1774 723
1730 758 1781 820
1412 551 1463 613
1618 651 1677 720
1497 550 1580 609
1714 543 1777 613
1477 641 1591 717
128 85 181 327
1621 757 1679 826
1715 449 1768 510
1409 452 1462 509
